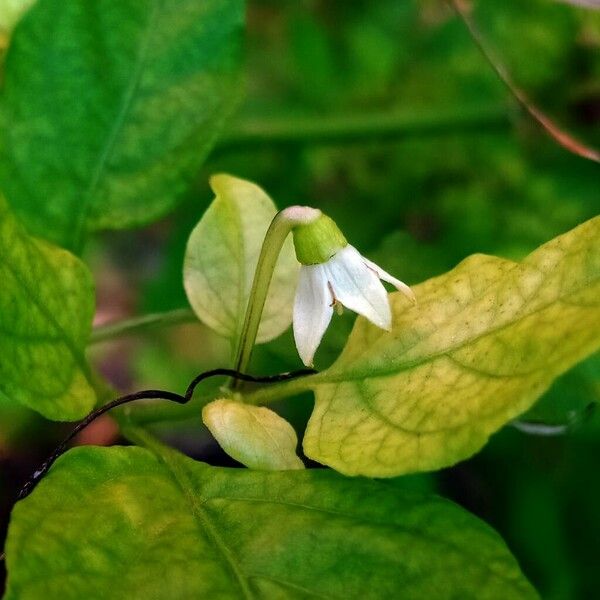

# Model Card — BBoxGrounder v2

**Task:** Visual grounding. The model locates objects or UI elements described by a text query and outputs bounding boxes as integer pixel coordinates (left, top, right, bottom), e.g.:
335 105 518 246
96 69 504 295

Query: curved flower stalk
234 204 414 374
291 214 415 366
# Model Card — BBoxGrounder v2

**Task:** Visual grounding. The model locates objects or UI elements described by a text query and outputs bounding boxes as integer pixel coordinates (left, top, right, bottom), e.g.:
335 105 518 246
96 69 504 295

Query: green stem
218 104 510 149
232 207 320 380
87 106 510 348
242 374 316 406
90 308 196 344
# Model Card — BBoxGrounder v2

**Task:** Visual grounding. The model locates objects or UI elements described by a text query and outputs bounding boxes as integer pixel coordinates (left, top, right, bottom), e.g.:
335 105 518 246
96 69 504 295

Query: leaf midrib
71 0 162 251
317 262 600 385
128 428 255 600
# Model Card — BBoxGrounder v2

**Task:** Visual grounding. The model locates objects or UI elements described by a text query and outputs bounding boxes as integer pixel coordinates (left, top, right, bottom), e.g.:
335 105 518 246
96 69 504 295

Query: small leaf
0 0 244 251
5 445 537 599
184 174 299 344
302 217 600 476
0 196 95 420
203 398 304 470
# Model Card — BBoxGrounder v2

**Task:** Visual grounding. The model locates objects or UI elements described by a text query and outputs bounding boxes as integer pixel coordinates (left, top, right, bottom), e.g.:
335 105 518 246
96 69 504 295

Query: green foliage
1 0 599 595
0 0 244 251
298 217 600 476
4 443 537 599
203 399 304 470
0 196 95 420
184 174 298 345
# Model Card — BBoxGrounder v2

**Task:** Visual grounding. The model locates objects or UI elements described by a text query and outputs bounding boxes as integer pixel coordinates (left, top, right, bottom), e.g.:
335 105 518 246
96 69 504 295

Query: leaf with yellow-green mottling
0 0 243 251
299 217 600 476
0 195 96 420
4 444 537 599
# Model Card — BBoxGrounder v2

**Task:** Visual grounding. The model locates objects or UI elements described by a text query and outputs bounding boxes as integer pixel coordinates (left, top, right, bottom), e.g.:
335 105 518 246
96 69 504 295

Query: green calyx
292 214 347 265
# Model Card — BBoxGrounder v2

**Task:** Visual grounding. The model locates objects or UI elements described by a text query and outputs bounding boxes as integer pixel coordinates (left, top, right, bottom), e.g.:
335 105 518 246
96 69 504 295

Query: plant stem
242 374 316 406
90 308 196 344
218 104 510 149
87 106 510 347
232 207 320 381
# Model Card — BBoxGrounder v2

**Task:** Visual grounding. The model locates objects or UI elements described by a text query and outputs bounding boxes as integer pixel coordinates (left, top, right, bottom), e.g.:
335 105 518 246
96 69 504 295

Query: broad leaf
184 174 298 344
203 398 304 470
0 196 96 420
302 217 600 476
5 444 537 599
0 0 243 250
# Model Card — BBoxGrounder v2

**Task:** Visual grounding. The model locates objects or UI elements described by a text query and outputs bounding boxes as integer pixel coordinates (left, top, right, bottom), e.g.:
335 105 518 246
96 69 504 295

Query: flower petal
293 265 334 367
363 257 416 304
325 245 392 330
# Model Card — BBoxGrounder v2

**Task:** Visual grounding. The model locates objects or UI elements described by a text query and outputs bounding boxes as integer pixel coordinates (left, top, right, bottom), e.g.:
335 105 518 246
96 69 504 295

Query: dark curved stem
183 367 317 402
17 390 185 500
16 368 317 501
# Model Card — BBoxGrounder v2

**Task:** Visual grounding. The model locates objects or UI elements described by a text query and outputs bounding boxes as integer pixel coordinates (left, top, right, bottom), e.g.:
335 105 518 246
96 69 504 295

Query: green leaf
184 174 298 345
203 398 305 470
302 217 600 476
5 444 537 599
0 0 244 251
0 195 95 420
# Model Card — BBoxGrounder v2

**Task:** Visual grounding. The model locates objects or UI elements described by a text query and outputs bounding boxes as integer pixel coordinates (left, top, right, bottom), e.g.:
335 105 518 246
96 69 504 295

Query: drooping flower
291 213 415 366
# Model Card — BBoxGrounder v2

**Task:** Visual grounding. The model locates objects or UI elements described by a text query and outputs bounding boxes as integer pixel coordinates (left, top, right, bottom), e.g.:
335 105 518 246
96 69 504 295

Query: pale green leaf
5 444 537 599
302 217 600 476
0 0 35 33
203 398 304 470
0 0 243 251
0 196 95 420
184 174 299 344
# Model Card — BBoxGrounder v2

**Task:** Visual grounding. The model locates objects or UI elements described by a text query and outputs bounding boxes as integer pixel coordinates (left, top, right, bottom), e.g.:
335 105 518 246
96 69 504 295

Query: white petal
325 245 392 330
363 256 416 304
293 265 334 367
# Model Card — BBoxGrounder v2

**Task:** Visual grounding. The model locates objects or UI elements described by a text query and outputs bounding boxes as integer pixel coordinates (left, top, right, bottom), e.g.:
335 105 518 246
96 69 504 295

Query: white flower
292 244 415 366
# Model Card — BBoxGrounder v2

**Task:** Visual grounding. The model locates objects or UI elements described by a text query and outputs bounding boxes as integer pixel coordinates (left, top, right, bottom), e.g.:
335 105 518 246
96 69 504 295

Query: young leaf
0 0 244 251
184 174 299 345
203 399 304 470
5 445 537 599
301 217 600 476
0 196 95 420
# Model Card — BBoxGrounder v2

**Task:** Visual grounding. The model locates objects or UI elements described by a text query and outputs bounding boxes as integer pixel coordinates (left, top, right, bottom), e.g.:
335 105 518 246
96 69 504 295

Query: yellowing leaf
184 174 299 345
203 398 304 470
301 217 600 476
0 196 96 420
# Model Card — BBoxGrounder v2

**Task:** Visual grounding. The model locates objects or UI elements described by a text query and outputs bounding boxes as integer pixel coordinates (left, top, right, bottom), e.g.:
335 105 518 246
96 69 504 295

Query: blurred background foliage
1 0 599 597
